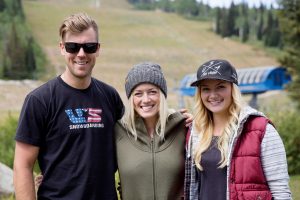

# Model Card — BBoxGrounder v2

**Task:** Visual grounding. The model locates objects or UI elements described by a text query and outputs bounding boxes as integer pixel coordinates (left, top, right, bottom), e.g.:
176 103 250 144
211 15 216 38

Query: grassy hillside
0 0 279 118
2 1 299 199
22 0 278 106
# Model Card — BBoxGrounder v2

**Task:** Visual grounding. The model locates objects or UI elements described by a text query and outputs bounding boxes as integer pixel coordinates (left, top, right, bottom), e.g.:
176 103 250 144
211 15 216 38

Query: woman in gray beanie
115 62 190 200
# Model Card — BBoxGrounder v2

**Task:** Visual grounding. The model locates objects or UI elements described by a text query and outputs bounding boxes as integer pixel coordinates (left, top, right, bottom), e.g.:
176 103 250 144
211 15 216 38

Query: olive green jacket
115 111 187 200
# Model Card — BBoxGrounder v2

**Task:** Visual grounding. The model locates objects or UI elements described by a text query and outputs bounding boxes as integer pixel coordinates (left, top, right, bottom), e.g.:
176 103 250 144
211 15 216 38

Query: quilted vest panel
229 116 272 200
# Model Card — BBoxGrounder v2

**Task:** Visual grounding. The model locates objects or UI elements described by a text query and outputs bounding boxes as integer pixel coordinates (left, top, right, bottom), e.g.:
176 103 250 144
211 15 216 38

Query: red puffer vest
229 116 273 200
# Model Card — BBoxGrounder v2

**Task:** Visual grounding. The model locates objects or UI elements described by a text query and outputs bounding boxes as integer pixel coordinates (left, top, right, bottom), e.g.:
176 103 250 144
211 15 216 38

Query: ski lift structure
178 66 292 109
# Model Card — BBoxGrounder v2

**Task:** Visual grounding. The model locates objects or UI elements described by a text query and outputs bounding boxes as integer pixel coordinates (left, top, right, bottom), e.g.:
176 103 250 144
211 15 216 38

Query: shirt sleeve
15 94 47 146
111 88 124 121
261 123 292 200
115 94 124 121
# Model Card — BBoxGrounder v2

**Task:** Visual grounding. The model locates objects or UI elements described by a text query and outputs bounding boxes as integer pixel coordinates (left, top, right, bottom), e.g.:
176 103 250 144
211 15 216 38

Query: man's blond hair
59 12 99 42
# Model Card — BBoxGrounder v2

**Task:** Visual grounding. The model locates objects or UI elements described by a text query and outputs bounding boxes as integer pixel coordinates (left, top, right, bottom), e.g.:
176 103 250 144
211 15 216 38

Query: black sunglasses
64 42 99 54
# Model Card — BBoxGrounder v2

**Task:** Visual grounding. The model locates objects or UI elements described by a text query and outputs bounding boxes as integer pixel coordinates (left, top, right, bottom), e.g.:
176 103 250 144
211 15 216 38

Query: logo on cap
201 61 223 77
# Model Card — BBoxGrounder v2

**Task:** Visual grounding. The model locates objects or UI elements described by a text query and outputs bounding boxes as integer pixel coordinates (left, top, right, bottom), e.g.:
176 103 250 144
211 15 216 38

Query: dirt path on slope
0 80 42 119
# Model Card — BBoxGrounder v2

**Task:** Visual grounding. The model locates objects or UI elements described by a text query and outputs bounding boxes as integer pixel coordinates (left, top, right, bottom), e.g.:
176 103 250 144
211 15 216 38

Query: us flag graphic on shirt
65 108 102 124
87 108 102 122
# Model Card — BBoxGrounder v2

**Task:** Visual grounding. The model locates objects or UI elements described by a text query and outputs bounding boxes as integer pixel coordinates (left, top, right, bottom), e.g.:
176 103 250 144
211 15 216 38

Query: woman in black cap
115 62 191 200
185 59 292 200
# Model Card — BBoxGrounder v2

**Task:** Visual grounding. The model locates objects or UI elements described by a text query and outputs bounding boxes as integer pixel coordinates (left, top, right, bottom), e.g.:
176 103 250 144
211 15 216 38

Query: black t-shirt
15 76 124 200
197 136 227 200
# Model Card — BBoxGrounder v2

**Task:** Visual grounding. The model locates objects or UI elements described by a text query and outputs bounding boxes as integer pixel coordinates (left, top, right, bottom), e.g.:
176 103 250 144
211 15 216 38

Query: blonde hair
193 84 244 170
59 13 99 42
121 90 169 141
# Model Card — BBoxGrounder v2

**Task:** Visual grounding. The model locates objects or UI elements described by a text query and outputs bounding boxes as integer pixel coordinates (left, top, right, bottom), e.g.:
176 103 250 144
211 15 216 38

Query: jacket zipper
227 122 246 200
151 137 156 200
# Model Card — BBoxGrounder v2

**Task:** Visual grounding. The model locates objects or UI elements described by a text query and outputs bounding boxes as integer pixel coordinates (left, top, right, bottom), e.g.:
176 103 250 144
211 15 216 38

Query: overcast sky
201 0 278 8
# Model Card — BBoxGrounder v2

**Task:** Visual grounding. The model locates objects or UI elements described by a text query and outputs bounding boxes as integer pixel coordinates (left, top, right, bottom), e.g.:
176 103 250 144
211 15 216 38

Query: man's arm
13 141 39 200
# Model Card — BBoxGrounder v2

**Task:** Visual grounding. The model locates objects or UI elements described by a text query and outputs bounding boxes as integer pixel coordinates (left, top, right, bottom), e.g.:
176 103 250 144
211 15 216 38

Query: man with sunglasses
13 13 124 200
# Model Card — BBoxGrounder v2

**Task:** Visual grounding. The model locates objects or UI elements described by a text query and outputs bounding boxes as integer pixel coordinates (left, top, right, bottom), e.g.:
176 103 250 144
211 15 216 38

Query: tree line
127 0 281 47
214 2 281 46
278 0 300 110
127 0 300 108
0 0 46 80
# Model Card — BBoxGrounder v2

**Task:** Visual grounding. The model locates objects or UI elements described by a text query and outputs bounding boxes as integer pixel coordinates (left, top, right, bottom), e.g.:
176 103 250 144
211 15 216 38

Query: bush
264 108 300 175
290 175 300 199
134 3 155 10
0 194 15 200
0 114 18 169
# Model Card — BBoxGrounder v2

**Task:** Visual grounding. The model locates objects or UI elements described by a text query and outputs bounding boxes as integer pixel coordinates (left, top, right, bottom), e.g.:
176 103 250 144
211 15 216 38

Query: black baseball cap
190 59 238 86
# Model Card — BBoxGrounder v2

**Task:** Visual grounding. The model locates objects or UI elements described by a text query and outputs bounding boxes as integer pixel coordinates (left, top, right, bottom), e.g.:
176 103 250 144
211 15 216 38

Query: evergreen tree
158 0 173 12
278 0 300 108
242 18 250 42
264 7 281 47
175 0 198 17
3 21 27 79
25 37 37 78
127 0 138 3
238 3 250 42
227 2 238 36
215 7 222 34
7 0 24 18
196 1 211 20
256 3 265 40
269 18 282 47
142 0 154 4
0 0 43 80
220 7 229 37
16 0 24 17
0 0 6 12
264 9 274 46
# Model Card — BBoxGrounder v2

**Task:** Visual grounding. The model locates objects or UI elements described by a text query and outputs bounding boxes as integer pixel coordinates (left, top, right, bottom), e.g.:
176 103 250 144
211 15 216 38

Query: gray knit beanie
125 62 167 98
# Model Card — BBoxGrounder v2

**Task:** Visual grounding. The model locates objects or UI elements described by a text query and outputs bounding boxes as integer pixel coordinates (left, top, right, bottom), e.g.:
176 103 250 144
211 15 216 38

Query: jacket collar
131 110 186 152
235 106 265 138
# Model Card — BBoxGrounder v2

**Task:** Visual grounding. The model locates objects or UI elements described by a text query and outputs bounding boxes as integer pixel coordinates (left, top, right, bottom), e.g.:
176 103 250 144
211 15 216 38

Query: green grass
1 195 14 200
290 175 300 199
